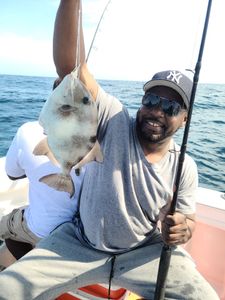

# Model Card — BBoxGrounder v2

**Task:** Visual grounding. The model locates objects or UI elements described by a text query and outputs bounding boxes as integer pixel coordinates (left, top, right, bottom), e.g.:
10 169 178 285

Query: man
0 1 219 299
0 120 85 268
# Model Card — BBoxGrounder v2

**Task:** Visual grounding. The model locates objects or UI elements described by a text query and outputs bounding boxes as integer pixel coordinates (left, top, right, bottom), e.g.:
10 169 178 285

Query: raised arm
53 0 98 99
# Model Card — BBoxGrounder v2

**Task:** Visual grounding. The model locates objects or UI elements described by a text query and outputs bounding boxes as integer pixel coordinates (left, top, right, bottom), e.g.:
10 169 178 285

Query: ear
181 112 188 128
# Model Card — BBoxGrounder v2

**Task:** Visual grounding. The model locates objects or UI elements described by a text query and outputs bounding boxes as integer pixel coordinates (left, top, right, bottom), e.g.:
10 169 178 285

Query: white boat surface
0 156 224 300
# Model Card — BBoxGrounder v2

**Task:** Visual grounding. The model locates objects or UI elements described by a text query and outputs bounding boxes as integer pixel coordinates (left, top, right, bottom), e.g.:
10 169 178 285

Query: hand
159 201 193 245
160 212 192 245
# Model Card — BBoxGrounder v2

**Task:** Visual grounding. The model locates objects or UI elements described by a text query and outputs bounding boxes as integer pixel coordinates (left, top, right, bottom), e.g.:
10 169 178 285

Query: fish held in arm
33 70 103 197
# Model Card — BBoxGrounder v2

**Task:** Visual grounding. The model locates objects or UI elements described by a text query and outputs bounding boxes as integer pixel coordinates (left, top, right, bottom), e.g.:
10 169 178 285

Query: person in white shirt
0 120 85 268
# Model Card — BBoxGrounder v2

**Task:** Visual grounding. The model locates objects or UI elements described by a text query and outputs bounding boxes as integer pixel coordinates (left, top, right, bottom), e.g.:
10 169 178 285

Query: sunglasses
142 93 186 117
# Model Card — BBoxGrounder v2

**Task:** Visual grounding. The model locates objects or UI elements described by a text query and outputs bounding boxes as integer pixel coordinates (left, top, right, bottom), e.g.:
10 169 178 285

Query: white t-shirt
5 121 85 238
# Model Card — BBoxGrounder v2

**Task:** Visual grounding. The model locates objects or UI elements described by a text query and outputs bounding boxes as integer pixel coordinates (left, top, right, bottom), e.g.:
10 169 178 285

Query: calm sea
0 74 224 192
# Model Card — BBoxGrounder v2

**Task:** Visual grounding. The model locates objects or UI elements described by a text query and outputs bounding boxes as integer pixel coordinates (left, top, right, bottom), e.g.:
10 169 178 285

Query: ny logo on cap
166 71 182 84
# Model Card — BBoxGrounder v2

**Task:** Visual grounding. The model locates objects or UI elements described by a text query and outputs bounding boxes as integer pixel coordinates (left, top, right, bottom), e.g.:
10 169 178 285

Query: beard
136 117 166 143
135 109 177 144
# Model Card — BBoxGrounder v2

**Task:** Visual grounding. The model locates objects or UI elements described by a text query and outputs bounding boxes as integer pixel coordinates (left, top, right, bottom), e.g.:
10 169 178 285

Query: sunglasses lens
142 94 160 106
161 99 181 116
142 93 182 116
169 102 181 116
170 103 181 116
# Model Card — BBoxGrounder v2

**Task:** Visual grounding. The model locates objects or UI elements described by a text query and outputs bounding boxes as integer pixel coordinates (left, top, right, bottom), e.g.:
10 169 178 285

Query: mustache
141 116 165 127
136 109 164 124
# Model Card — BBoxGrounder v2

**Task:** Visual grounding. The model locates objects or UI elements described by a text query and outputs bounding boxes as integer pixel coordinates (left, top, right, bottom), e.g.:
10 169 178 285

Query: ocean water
0 74 224 192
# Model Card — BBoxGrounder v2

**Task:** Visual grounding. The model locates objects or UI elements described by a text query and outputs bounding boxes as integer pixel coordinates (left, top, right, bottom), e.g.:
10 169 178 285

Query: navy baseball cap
143 70 193 109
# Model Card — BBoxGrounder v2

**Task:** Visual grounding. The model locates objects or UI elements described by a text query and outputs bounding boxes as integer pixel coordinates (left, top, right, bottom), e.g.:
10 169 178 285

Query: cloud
85 0 225 83
85 0 204 80
0 33 55 76
0 0 224 83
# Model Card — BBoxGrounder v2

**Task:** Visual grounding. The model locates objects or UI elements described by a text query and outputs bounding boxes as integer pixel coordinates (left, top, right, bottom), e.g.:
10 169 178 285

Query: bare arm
53 0 83 77
53 0 98 99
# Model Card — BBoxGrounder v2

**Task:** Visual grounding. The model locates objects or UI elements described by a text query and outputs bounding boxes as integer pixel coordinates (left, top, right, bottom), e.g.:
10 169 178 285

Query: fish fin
39 174 75 198
93 141 104 163
74 160 86 170
74 141 103 169
33 138 49 155
33 138 59 166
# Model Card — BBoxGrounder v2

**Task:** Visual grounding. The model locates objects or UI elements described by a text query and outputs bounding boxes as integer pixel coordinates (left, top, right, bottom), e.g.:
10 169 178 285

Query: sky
0 0 224 83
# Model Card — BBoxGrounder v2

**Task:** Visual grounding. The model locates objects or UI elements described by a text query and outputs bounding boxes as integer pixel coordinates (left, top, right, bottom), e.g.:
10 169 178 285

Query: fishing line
72 1 82 78
86 0 112 63
76 6 81 70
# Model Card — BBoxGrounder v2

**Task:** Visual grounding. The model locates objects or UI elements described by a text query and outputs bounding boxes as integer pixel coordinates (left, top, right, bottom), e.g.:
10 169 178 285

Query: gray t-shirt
79 87 198 253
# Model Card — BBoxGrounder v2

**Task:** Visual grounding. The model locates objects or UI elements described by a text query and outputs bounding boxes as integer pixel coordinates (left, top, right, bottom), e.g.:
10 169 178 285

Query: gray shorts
0 206 40 246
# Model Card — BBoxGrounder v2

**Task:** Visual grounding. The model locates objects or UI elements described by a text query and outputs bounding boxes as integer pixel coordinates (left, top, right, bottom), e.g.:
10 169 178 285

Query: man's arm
53 0 98 99
5 127 26 181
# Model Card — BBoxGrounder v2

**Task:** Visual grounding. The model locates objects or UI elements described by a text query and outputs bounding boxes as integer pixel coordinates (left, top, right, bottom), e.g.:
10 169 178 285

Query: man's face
136 86 187 144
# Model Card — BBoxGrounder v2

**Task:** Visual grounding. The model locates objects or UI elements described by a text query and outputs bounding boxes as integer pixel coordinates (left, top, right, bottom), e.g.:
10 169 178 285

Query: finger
164 223 188 233
162 232 188 245
164 213 186 226
162 227 190 245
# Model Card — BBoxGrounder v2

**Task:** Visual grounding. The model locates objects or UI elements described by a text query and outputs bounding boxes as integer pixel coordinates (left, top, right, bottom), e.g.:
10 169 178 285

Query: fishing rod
153 0 213 299
86 0 112 63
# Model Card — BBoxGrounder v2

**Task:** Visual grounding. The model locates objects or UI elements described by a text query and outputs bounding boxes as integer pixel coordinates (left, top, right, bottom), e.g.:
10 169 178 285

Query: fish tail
39 174 75 198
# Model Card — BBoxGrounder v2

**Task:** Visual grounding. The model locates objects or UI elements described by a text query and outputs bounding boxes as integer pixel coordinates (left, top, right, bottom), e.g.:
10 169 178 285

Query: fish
33 69 103 197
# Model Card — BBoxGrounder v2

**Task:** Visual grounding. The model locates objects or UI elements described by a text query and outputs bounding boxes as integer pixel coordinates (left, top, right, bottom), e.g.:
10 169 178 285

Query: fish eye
60 105 72 111
82 97 89 104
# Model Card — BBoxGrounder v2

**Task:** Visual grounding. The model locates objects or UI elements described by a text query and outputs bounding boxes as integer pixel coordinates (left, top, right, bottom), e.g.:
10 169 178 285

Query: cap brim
143 79 189 109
